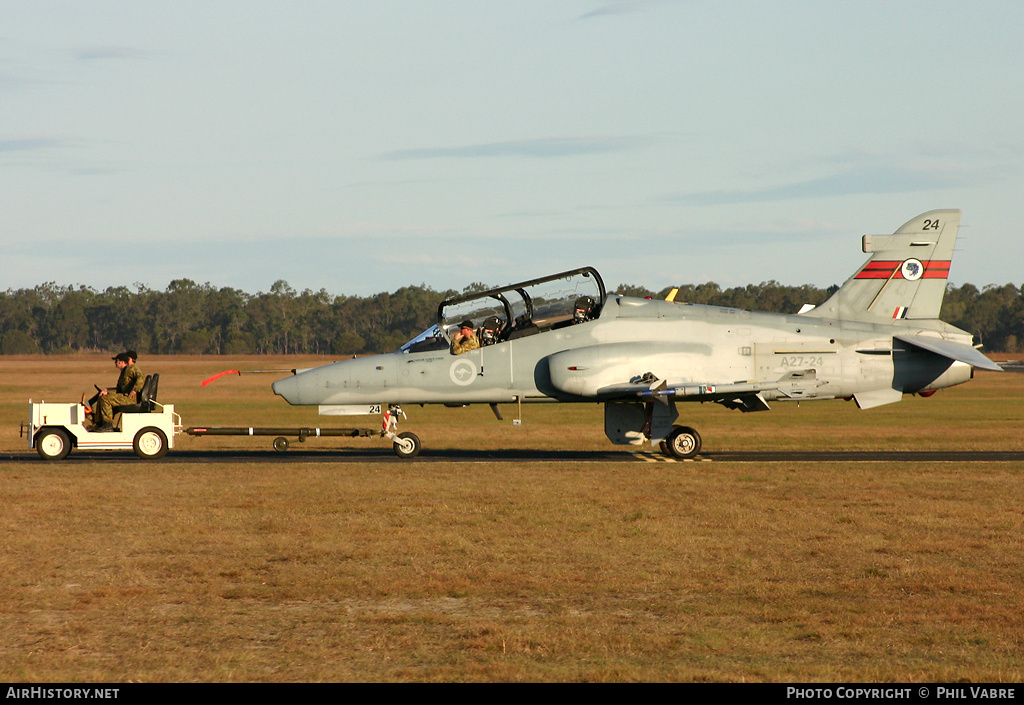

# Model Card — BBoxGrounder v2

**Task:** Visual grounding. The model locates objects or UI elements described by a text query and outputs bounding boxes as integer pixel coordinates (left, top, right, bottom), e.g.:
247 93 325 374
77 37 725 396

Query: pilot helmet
480 316 502 345
573 296 595 323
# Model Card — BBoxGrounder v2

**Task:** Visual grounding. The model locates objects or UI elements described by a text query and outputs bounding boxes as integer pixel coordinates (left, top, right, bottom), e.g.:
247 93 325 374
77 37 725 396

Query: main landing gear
658 426 702 460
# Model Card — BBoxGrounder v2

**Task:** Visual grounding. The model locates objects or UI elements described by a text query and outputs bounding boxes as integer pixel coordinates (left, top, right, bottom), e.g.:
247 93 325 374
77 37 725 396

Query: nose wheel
383 405 422 459
392 431 421 458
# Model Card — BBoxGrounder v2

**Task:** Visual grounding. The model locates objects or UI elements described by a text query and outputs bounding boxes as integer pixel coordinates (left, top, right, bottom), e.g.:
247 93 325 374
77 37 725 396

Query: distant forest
1 278 1022 355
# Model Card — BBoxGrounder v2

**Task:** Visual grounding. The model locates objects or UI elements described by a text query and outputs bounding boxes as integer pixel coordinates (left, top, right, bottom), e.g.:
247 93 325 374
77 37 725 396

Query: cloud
382 135 651 160
0 138 64 153
664 163 994 206
577 1 672 20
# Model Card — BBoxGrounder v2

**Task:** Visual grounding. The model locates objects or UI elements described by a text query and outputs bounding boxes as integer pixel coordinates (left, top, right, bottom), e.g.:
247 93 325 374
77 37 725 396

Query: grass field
1 355 1022 682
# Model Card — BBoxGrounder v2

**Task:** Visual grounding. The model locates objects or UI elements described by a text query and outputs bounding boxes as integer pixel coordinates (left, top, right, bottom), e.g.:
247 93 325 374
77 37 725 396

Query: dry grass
0 355 1022 682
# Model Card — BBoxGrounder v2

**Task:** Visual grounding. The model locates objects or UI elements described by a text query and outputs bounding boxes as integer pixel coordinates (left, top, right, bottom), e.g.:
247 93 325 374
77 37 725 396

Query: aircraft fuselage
269 211 999 459
273 294 973 410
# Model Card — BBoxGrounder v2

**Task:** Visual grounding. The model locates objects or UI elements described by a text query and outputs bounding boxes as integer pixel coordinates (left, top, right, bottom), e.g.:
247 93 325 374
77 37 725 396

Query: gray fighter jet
272 209 1001 458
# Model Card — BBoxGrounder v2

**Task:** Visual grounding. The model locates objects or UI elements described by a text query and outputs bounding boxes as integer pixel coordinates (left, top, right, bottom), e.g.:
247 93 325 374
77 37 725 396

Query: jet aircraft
271 209 1001 458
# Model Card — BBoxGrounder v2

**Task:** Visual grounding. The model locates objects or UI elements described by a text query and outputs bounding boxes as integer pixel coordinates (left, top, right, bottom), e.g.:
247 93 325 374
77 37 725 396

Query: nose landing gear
382 405 422 458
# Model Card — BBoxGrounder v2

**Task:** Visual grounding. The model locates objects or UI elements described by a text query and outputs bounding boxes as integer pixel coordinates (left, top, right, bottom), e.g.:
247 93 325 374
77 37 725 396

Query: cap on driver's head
459 320 474 330
112 352 131 362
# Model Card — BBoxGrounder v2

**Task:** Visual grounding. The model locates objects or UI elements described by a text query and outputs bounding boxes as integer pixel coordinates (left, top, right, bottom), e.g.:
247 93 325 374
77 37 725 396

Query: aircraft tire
666 426 701 460
37 428 72 461
133 427 169 460
393 431 421 459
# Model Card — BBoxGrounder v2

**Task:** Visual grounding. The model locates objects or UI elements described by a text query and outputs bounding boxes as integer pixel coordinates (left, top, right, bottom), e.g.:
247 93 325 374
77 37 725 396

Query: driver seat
112 374 159 415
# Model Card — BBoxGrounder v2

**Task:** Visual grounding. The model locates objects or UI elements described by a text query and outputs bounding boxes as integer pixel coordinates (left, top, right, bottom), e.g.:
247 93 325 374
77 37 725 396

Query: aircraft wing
595 370 828 410
894 334 1002 372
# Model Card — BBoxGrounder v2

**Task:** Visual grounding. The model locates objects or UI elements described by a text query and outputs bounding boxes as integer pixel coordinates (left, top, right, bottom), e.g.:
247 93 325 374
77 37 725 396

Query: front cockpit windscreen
399 324 448 353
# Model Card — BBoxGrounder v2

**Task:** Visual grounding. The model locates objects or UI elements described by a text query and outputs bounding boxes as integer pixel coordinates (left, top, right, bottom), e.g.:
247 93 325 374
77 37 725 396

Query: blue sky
2 1 1022 298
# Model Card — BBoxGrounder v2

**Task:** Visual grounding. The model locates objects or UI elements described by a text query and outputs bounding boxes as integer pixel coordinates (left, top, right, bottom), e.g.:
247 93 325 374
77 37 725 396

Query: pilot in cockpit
451 320 480 355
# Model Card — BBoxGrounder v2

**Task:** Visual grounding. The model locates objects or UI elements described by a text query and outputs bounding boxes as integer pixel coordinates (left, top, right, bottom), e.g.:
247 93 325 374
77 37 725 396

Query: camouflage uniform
452 333 480 355
96 363 145 426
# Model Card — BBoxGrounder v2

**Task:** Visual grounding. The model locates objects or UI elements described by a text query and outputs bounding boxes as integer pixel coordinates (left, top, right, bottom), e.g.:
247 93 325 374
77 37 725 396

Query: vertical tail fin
800 209 960 323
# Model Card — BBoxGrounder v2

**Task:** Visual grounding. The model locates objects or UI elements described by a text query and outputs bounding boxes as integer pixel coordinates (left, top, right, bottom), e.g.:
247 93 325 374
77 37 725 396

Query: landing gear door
604 401 679 446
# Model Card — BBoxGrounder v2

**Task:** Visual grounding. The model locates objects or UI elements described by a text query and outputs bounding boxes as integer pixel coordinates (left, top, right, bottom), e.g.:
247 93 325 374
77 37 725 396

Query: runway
4 448 1024 465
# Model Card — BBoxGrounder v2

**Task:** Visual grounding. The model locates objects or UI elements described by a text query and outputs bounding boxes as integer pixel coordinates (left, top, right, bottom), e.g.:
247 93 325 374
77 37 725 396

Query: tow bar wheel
134 427 169 460
37 428 72 461
393 431 421 459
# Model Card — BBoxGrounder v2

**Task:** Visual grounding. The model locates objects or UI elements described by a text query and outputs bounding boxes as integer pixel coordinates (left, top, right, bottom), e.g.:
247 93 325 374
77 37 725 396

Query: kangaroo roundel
450 359 477 386
901 259 924 281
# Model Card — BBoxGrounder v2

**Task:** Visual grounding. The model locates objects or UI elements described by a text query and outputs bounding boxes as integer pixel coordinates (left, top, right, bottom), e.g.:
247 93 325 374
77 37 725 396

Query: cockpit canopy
400 267 606 353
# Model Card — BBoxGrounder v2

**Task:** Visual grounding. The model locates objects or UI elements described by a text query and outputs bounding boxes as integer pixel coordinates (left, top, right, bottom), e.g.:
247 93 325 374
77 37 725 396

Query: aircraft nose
271 355 397 406
272 374 302 405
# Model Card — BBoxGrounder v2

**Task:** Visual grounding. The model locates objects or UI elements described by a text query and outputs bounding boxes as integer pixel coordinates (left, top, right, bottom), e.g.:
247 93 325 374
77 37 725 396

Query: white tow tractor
24 374 180 460
22 372 422 460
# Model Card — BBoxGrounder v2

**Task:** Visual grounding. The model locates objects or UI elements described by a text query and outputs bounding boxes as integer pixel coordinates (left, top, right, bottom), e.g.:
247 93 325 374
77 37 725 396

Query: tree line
1 278 1021 355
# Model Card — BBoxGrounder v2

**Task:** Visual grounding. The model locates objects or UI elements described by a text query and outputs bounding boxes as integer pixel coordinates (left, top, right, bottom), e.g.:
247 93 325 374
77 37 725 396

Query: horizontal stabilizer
894 334 1002 371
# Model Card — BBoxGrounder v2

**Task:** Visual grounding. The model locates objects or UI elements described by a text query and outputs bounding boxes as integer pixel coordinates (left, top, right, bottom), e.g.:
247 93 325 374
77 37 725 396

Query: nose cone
271 355 398 406
272 373 303 405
